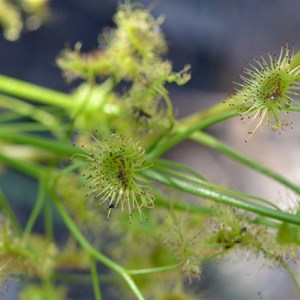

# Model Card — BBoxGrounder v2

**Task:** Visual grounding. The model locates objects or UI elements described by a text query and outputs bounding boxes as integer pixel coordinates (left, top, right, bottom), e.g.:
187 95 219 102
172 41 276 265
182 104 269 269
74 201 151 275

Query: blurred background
1 0 300 299
2 0 300 91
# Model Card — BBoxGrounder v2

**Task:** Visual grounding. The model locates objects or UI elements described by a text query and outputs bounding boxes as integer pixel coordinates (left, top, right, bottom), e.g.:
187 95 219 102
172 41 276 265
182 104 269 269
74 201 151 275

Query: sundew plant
1 2 300 300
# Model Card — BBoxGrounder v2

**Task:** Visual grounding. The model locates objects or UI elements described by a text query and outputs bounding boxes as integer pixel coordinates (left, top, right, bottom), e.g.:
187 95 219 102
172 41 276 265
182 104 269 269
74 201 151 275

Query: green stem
288 105 300 113
54 200 145 300
89 256 102 300
66 77 115 136
179 97 234 127
0 141 285 229
281 260 300 295
0 153 42 178
0 131 79 157
0 111 24 123
44 193 54 242
155 158 208 181
153 163 280 210
155 190 280 229
162 90 175 128
154 192 213 215
190 131 300 195
127 264 179 275
147 110 237 159
65 82 95 137
0 186 22 234
0 94 63 136
0 122 51 132
23 176 47 239
145 128 173 155
143 169 300 226
0 75 73 109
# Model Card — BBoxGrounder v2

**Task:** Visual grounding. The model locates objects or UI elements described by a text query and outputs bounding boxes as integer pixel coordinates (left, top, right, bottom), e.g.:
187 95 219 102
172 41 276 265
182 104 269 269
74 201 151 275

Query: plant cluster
0 2 300 300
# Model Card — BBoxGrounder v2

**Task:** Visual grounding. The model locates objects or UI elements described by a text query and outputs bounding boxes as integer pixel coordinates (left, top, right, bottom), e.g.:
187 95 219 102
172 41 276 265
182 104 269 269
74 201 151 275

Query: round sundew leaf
231 43 300 139
73 132 155 221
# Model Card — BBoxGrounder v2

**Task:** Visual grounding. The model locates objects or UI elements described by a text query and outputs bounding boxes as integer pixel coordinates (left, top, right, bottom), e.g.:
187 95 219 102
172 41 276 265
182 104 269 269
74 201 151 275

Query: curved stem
179 97 234 127
143 169 300 226
154 190 213 215
162 90 175 128
147 110 237 160
54 200 145 300
189 131 300 196
0 131 79 157
0 111 24 123
0 94 63 137
23 176 47 240
0 186 22 234
281 260 300 295
155 158 208 181
153 163 281 210
44 192 54 242
0 153 42 178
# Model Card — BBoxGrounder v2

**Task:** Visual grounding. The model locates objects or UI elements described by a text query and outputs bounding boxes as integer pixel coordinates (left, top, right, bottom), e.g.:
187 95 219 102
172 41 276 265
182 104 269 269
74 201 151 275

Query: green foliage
0 2 300 299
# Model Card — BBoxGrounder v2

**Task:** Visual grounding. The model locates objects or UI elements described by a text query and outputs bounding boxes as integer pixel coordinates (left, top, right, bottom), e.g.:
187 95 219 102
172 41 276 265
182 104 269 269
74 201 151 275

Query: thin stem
0 122 51 132
281 260 300 295
0 186 22 234
153 163 281 210
0 145 283 230
0 75 73 109
162 90 175 128
0 153 42 178
66 77 115 137
54 200 145 300
288 105 300 113
44 193 54 242
127 264 179 275
143 169 300 226
145 128 172 155
23 176 47 239
0 131 79 157
65 81 95 137
189 131 300 196
179 97 234 128
147 110 237 160
89 256 102 300
155 158 208 181
154 191 213 215
0 94 63 137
